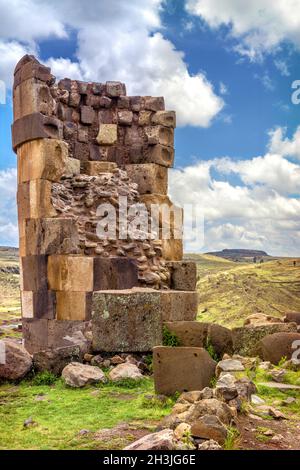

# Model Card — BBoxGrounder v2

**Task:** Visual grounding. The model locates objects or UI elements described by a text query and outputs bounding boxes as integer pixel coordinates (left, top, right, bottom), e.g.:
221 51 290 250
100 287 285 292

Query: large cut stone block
13 78 55 121
13 55 54 88
24 218 80 256
17 139 68 183
145 126 174 147
96 124 118 145
167 261 197 291
56 292 92 321
21 290 55 319
23 318 90 354
126 163 168 195
161 239 183 261
151 111 176 128
12 112 63 152
164 321 233 357
260 332 300 364
81 161 117 175
144 144 174 167
160 290 198 321
17 180 57 219
139 194 183 239
48 255 94 291
20 255 48 291
93 257 138 290
232 323 298 357
92 288 162 352
153 346 216 395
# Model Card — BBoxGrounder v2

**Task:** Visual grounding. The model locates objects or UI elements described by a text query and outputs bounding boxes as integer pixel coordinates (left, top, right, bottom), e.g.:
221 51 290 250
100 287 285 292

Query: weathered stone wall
13 54 198 355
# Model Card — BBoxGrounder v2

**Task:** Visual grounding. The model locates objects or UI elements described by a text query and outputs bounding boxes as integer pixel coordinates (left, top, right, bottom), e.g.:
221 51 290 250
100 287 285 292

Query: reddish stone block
12 113 63 152
105 81 126 97
20 255 48 291
80 105 95 124
93 257 138 290
144 96 165 111
21 289 56 320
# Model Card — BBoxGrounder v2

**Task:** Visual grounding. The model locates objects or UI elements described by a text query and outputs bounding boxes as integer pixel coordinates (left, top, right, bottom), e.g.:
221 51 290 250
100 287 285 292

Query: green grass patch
0 377 173 450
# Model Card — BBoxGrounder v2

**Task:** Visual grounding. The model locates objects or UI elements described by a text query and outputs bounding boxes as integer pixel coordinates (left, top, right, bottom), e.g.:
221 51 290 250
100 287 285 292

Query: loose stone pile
12 54 198 356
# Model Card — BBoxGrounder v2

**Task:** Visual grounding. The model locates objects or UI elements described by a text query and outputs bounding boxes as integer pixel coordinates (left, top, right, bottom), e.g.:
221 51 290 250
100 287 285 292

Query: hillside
0 247 20 338
196 255 300 327
205 248 271 262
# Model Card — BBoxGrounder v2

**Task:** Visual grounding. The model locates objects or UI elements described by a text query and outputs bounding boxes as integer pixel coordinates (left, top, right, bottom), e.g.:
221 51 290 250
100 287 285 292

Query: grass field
194 254 300 327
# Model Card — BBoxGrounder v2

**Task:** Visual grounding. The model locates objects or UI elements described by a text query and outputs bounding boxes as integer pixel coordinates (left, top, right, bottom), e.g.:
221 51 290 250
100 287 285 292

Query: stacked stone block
13 55 198 355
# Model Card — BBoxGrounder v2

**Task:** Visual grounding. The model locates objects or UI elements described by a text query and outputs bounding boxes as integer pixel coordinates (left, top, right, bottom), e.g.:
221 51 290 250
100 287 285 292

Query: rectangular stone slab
22 319 90 354
93 257 138 290
160 290 198 321
12 112 63 152
92 288 162 352
25 218 80 256
17 139 68 182
20 255 48 291
56 292 92 321
17 180 57 219
21 289 55 319
125 163 168 195
153 346 216 395
13 78 55 121
167 261 197 291
161 239 183 261
48 255 94 291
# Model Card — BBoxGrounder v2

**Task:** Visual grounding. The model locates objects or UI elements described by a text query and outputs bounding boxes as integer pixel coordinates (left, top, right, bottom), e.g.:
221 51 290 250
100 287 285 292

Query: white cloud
0 0 224 127
186 0 300 60
0 168 18 247
169 126 300 256
268 126 300 160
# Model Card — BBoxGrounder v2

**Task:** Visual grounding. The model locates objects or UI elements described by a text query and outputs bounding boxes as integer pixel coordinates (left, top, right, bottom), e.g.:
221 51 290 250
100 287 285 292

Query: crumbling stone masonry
13 55 198 355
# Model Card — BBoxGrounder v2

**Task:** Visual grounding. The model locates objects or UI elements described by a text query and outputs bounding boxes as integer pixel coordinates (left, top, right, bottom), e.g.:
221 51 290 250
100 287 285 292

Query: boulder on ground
33 345 84 375
153 346 216 396
215 373 238 401
244 313 282 326
62 362 106 387
124 429 175 450
0 340 32 380
259 332 300 364
284 312 300 325
108 363 143 382
184 398 235 426
216 359 245 377
232 323 297 357
191 414 228 444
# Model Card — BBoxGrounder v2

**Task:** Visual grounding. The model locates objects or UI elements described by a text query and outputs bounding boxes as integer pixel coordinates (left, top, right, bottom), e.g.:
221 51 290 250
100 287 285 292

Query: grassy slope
0 248 21 338
0 378 174 450
196 255 300 327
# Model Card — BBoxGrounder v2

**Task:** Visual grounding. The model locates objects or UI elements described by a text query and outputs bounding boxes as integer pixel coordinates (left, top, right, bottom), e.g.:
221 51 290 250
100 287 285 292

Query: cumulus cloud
186 0 300 60
0 0 224 127
268 126 300 160
0 168 18 247
169 127 300 256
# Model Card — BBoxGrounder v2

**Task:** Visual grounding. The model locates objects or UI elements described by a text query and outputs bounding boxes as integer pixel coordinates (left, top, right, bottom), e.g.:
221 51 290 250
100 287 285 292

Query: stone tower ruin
12 55 198 356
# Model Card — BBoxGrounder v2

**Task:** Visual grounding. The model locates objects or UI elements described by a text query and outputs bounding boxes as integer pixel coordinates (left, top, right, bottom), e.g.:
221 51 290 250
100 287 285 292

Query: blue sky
0 0 300 255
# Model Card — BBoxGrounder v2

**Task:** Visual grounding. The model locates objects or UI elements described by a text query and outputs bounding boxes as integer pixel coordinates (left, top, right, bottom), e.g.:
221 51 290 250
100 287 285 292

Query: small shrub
205 339 220 362
109 378 146 388
32 371 57 386
162 326 181 347
223 427 240 450
277 356 287 368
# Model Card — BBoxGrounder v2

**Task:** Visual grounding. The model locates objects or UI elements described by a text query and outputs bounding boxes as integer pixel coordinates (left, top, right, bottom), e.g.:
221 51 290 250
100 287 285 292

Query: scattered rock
198 439 222 450
62 362 106 387
33 345 84 375
270 369 287 383
255 405 287 420
124 429 175 450
108 363 143 382
111 355 125 365
244 313 282 326
174 423 191 441
259 361 272 371
0 340 32 380
184 398 235 426
251 395 265 405
282 397 296 406
90 354 103 367
23 417 37 428
216 359 245 377
191 414 228 444
215 374 238 401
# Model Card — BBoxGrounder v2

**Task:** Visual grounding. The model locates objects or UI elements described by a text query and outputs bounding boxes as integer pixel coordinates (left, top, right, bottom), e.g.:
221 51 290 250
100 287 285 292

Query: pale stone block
56 292 92 321
145 126 174 147
64 157 80 176
81 161 117 175
47 255 94 291
96 124 118 145
17 180 57 220
17 139 68 183
126 163 168 195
